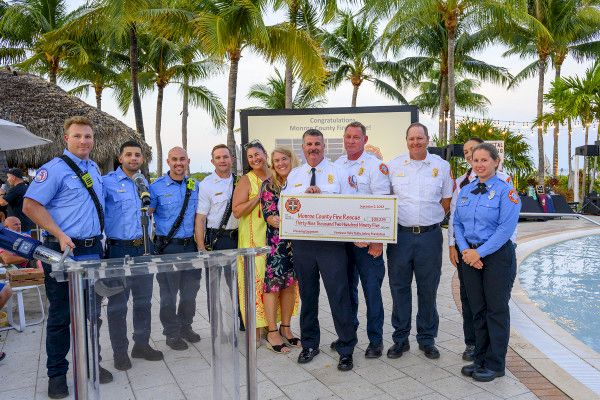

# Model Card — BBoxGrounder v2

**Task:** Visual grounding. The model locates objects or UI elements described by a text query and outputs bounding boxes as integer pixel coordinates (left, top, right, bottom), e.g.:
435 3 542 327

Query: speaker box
581 194 600 215
575 145 600 156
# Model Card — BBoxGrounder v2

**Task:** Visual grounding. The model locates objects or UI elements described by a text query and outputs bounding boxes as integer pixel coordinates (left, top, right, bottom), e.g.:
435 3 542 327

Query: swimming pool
519 234 600 353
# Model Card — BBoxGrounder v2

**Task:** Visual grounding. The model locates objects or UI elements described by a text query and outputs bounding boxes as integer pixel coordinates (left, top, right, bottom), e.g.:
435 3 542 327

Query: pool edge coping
512 226 600 400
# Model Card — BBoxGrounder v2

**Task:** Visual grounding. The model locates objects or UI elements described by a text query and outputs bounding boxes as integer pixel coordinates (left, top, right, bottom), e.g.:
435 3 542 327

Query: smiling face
406 125 428 160
211 147 233 176
463 140 481 166
302 134 325 167
272 151 292 178
119 146 144 175
166 147 189 179
344 126 368 160
246 145 267 172
472 148 499 181
65 123 94 160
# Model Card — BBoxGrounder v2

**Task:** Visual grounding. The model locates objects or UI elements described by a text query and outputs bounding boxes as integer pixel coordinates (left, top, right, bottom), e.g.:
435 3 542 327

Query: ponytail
460 168 472 188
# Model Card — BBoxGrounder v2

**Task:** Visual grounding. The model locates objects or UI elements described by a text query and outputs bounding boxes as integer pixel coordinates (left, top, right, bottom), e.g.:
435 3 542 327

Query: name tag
215 192 223 196
294 183 303 187
117 189 126 193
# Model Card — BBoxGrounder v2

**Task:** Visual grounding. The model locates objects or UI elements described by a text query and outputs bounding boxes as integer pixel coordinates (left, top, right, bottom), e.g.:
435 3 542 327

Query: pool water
519 235 600 353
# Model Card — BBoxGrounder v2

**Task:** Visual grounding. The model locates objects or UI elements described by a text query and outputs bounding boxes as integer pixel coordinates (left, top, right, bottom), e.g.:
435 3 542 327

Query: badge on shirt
328 174 334 184
348 175 357 189
379 163 389 175
460 197 469 205
358 167 365 176
34 168 48 183
432 168 439 177
488 190 496 200
396 171 405 177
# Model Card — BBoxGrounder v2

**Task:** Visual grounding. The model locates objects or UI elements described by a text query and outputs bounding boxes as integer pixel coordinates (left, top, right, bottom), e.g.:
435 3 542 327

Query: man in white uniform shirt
386 122 453 360
282 128 357 371
333 121 390 359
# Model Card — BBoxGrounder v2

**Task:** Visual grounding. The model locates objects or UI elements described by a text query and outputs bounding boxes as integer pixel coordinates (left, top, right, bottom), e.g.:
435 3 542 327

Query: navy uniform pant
204 230 237 298
105 242 154 355
387 226 442 346
347 243 385 346
42 240 103 378
456 247 476 347
461 241 516 372
156 241 201 338
292 240 357 356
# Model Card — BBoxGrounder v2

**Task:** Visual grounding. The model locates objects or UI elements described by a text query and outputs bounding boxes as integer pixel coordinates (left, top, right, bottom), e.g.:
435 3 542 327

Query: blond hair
64 116 93 134
268 146 300 193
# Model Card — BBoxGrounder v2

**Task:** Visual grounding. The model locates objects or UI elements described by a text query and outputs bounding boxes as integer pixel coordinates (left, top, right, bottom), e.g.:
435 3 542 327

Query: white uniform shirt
196 172 239 230
334 152 390 195
282 158 352 195
448 170 516 245
388 152 454 226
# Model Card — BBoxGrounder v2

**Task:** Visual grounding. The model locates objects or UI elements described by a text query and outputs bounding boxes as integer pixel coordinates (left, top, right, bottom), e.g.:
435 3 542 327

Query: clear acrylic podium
51 247 269 400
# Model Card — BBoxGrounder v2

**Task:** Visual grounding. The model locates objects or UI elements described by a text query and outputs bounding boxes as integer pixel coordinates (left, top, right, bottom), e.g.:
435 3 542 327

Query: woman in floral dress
260 146 300 353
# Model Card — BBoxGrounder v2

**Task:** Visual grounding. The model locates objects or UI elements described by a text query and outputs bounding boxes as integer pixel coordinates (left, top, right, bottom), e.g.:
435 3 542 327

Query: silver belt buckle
412 226 421 234
84 238 94 247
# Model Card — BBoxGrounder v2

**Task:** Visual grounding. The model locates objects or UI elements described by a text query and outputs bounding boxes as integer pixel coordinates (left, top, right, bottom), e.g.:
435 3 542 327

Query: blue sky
63 1 596 173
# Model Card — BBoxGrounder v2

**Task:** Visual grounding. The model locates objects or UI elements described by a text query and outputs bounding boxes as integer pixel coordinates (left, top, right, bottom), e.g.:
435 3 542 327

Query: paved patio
1 217 598 400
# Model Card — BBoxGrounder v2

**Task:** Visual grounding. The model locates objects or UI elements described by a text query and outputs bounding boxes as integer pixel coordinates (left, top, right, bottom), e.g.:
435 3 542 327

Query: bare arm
194 213 207 251
441 197 451 214
232 176 259 219
0 196 7 206
0 251 28 265
23 198 74 251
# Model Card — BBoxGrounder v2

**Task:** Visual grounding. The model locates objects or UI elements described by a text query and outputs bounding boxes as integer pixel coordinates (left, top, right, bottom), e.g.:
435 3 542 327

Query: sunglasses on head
243 140 265 151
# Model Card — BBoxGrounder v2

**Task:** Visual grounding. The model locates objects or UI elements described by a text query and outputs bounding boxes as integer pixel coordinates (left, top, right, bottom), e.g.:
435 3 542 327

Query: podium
51 248 269 400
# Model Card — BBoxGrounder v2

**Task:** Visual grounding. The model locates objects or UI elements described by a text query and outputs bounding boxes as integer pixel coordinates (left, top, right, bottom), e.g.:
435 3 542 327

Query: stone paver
4 218 597 399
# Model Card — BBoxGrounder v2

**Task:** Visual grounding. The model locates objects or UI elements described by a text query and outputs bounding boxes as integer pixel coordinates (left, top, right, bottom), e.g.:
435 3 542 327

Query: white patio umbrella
0 118 51 151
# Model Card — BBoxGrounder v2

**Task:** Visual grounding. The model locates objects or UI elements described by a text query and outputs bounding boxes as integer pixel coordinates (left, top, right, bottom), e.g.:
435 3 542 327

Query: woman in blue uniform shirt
453 143 521 382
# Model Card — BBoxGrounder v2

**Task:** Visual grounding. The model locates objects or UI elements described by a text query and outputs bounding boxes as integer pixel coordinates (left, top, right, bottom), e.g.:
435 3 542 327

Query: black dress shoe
132 343 164 361
386 341 410 359
166 336 189 350
48 375 69 399
338 355 354 371
99 366 113 384
472 367 505 382
181 327 201 343
114 353 132 371
460 363 480 377
365 343 383 359
462 345 475 361
297 347 320 364
330 339 339 350
418 344 440 359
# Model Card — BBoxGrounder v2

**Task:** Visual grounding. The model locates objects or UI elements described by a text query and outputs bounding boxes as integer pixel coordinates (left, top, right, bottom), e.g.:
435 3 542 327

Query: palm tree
248 68 327 109
273 0 335 108
143 32 225 176
323 10 409 107
0 0 85 84
192 0 326 172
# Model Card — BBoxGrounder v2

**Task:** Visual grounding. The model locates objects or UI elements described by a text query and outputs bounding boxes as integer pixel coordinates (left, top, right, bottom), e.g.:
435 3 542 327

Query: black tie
471 182 488 195
310 167 316 186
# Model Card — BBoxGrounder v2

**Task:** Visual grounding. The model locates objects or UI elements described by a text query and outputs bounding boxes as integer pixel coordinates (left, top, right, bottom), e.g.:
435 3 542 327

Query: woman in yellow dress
232 140 271 346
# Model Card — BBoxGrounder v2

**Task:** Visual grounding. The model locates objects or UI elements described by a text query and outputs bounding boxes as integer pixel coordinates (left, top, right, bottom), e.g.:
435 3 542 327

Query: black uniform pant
387 226 442 346
461 241 516 372
347 243 385 346
292 240 357 356
156 240 201 338
456 247 476 347
42 240 103 378
105 242 154 356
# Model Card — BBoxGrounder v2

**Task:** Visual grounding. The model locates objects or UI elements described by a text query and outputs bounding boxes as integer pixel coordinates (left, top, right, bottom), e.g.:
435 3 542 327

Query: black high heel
279 324 300 347
265 329 289 354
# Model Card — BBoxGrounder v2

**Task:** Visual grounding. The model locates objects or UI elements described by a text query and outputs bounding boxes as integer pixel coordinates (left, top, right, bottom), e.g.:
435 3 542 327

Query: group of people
0 115 521 399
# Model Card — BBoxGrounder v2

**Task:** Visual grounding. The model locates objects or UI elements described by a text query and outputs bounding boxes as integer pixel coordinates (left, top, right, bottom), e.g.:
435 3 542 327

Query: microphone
133 172 151 207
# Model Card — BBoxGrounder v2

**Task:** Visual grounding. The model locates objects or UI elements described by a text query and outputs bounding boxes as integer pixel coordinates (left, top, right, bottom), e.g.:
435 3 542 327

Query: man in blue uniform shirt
149 146 201 351
23 116 112 399
103 141 163 370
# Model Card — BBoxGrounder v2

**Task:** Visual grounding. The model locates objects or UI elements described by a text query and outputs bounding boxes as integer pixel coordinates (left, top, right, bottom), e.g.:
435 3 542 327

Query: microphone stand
141 206 150 255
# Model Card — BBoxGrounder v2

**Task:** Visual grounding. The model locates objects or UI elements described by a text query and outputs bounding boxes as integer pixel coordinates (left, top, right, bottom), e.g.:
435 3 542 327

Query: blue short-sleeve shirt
103 167 148 240
150 173 198 238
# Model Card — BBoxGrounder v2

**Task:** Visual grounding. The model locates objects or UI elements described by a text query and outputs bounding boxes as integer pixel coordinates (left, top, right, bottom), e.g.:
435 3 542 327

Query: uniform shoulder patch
508 189 520 204
34 168 48 183
506 176 512 183
379 163 389 175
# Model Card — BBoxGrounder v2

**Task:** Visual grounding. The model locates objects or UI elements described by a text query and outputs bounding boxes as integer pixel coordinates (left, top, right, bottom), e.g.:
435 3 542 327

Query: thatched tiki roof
0 70 152 173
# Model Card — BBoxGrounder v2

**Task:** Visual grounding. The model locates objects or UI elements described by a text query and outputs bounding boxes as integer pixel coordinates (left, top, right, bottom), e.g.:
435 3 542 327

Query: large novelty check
279 194 397 243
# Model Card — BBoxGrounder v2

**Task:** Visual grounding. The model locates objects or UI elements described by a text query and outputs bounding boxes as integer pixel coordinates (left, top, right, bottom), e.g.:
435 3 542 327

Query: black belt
206 228 238 238
398 223 439 234
107 238 144 247
468 242 483 249
155 235 195 246
45 235 102 248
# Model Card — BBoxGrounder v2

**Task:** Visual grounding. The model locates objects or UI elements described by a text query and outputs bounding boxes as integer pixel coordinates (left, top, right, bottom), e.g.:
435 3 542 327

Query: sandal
279 324 301 347
265 329 289 354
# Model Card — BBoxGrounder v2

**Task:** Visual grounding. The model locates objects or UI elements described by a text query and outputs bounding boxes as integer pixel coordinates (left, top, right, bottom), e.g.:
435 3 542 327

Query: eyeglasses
243 140 265 151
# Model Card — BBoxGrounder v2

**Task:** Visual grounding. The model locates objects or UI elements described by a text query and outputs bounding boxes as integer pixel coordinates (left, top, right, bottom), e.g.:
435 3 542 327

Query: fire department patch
285 197 301 214
379 163 389 175
508 189 520 204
